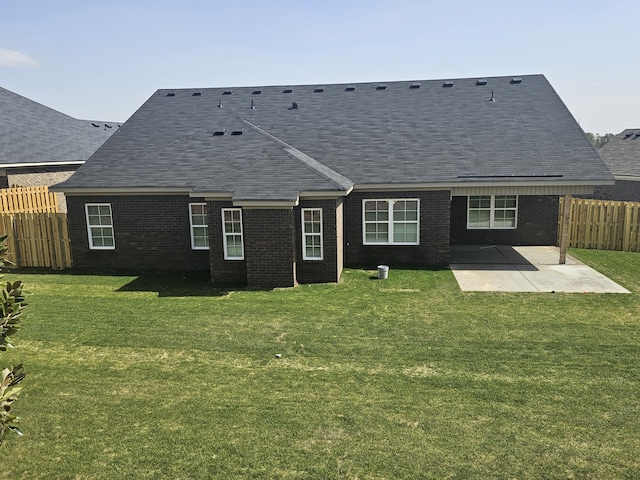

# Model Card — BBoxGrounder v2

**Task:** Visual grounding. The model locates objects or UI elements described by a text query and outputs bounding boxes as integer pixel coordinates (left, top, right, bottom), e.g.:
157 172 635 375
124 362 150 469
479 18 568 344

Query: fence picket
558 198 640 253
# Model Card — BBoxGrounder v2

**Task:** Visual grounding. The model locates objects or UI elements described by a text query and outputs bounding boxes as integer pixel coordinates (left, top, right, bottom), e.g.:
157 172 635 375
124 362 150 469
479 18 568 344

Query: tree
0 234 27 445
586 132 615 149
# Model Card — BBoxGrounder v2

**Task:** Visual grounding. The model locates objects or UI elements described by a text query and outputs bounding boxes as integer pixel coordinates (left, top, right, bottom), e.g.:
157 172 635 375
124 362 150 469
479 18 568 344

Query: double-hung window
222 208 244 260
85 203 115 250
467 195 518 229
302 208 323 260
363 199 419 245
189 203 209 249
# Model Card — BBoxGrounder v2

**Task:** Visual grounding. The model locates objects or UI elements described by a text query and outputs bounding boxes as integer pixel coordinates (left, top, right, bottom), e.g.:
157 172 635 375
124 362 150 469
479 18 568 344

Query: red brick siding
66 195 210 271
342 190 451 268
450 195 559 245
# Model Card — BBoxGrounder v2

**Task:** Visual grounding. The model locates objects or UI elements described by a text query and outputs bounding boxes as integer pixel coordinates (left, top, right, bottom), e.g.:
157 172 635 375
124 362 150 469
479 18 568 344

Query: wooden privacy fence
0 185 59 213
558 198 640 252
0 213 72 269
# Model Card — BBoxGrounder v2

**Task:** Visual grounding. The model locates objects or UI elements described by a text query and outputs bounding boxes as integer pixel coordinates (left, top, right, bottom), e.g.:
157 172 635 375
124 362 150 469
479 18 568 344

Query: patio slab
450 246 629 293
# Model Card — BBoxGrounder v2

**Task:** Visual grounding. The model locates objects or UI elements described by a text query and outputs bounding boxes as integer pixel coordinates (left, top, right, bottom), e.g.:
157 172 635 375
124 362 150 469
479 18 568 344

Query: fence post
559 194 571 264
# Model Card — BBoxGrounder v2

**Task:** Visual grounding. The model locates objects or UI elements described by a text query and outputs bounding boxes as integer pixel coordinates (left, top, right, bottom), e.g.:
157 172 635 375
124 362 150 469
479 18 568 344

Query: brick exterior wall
243 208 297 288
66 195 210 272
208 201 247 285
450 195 559 245
342 190 451 268
294 199 341 284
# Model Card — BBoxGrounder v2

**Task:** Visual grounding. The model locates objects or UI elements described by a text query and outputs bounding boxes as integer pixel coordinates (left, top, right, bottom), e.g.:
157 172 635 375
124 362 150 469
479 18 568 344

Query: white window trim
301 208 323 260
85 203 115 250
221 208 244 260
189 203 209 250
362 199 420 246
467 194 518 230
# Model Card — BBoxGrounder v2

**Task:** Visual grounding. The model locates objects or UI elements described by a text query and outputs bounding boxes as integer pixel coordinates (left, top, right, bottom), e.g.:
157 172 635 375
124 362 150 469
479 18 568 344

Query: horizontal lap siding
66 195 210 272
450 195 559 245
343 190 450 268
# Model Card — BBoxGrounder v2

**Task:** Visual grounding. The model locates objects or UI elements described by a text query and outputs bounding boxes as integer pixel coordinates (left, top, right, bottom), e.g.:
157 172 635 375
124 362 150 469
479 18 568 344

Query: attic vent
314 87 324 93
222 90 233 95
345 86 356 92
91 123 100 128
443 81 454 88
230 129 244 136
252 89 262 95
624 132 634 138
635 133 640 138
510 77 522 84
376 84 387 90
192 92 202 96
283 88 293 94
166 92 176 97
409 83 421 89
476 79 488 86
288 102 298 110
213 129 226 136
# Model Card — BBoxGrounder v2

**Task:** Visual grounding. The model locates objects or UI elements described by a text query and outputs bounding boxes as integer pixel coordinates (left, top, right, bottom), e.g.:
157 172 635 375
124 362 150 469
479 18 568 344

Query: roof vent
252 89 262 95
314 87 324 93
443 81 454 88
230 129 244 136
635 133 640 138
476 79 488 86
250 100 255 110
376 84 387 90
510 77 522 84
222 90 233 95
288 102 298 110
192 91 202 96
624 132 634 138
283 88 293 94
166 92 176 97
213 129 226 136
218 100 223 108
409 83 421 89
345 86 356 92
91 122 100 128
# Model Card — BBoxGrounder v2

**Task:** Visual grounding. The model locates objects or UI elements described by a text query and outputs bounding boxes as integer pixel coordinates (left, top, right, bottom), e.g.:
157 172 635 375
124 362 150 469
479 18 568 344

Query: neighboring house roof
54 74 613 203
597 129 640 180
0 86 118 168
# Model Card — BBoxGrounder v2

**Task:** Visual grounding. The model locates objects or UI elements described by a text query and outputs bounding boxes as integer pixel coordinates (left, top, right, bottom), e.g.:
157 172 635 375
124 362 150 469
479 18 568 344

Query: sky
1 0 638 134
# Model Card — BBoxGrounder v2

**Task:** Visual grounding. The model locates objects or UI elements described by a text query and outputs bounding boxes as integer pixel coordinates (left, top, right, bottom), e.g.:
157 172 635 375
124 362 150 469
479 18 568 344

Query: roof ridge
239 118 353 191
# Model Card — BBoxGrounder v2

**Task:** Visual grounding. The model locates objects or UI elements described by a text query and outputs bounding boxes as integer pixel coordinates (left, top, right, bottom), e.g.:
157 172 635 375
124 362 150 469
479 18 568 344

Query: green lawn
2 249 640 479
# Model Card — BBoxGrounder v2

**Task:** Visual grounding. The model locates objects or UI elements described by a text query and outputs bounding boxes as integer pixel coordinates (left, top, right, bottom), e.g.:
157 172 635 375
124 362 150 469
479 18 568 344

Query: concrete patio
449 245 630 293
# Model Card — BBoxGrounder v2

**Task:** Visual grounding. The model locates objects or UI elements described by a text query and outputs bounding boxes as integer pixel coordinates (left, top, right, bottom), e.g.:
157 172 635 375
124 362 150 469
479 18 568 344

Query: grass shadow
116 271 237 297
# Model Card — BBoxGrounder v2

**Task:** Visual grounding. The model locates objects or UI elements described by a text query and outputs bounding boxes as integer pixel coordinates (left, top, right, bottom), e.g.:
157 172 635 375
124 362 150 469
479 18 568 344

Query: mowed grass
2 249 640 479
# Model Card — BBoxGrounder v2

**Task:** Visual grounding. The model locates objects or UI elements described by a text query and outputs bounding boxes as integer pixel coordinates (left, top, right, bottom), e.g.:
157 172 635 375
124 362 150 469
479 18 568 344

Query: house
0 86 118 210
582 129 640 201
51 74 613 288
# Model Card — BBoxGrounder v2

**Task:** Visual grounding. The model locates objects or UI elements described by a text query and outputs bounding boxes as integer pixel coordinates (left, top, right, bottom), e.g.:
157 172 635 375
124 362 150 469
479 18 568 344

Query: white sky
1 0 638 134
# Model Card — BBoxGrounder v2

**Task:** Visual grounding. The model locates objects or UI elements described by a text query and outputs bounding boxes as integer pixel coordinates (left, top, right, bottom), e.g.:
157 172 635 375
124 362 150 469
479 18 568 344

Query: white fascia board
615 175 640 182
1 160 85 168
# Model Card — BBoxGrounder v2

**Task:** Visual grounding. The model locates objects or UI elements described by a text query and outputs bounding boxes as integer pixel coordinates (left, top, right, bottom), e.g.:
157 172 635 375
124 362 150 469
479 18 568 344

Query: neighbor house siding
66 195 210 271
578 180 640 202
343 190 451 268
243 208 297 288
450 195 559 245
294 199 341 284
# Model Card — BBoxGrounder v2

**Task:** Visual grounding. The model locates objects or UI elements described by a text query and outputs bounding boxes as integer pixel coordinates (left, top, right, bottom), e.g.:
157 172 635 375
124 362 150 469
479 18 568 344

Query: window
363 199 419 245
222 208 244 260
189 203 209 249
467 195 518 229
302 208 323 260
85 203 115 250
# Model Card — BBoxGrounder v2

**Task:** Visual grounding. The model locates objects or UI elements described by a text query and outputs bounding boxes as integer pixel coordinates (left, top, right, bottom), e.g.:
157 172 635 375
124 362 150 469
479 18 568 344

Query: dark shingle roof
0 86 117 166
598 129 640 178
55 74 613 201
